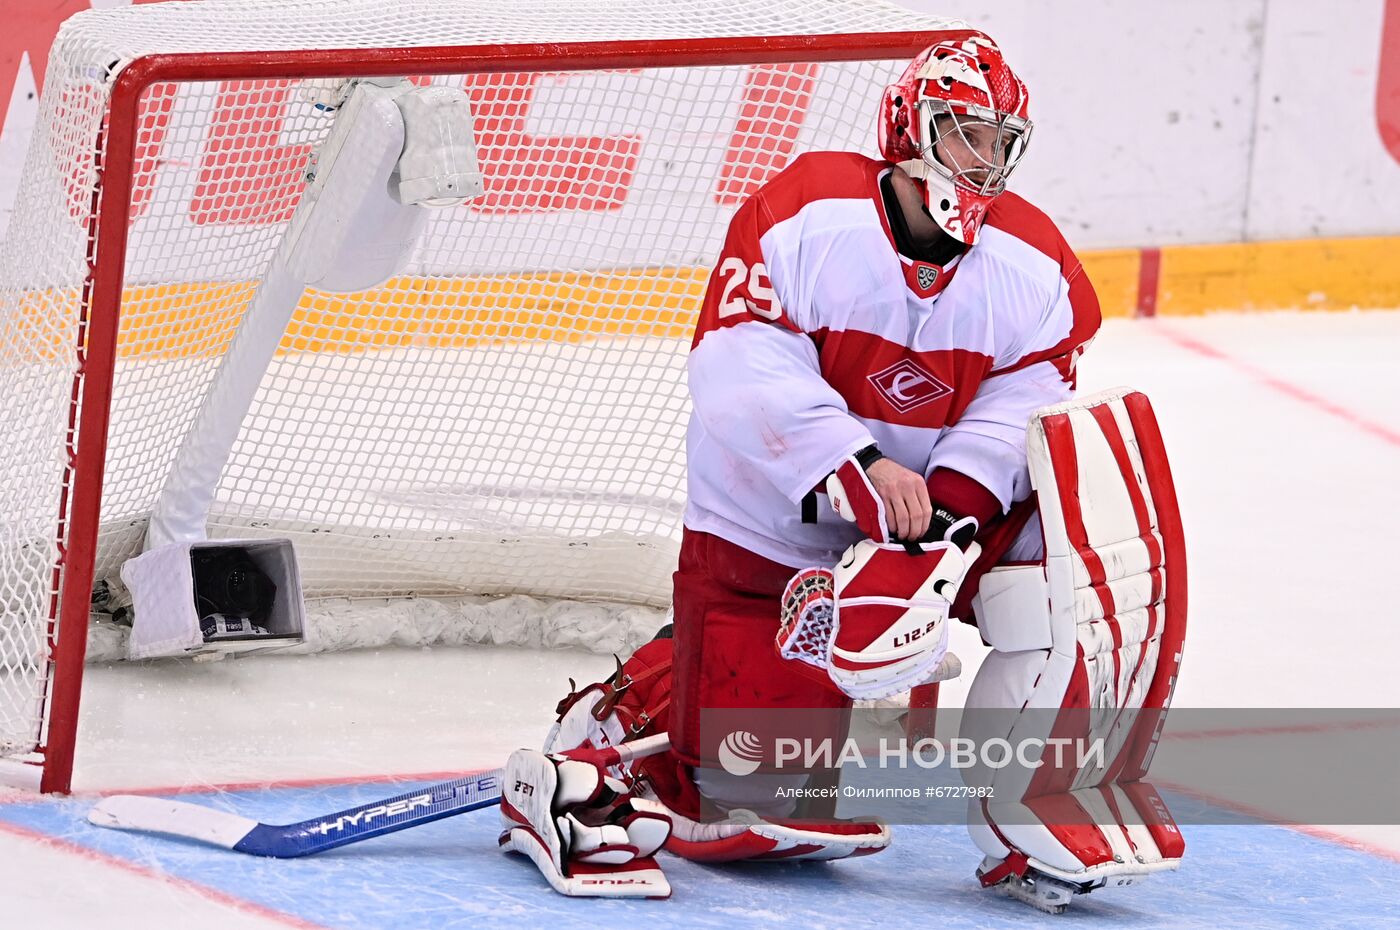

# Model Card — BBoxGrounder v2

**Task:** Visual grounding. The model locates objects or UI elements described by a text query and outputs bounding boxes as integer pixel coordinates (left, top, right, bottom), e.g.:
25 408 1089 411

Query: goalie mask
878 31 1032 245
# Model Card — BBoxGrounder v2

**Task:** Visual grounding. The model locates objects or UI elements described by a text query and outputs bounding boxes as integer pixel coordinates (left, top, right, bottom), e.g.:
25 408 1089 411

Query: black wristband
853 444 884 470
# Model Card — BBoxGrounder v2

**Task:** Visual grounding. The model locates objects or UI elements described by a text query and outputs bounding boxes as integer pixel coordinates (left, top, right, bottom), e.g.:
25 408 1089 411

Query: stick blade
88 795 258 850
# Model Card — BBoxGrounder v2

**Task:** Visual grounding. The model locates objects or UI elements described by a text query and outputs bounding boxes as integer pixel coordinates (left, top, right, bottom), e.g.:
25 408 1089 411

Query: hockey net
0 0 952 791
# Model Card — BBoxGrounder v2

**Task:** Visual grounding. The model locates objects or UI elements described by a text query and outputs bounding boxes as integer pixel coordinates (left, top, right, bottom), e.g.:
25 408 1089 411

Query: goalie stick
86 733 670 858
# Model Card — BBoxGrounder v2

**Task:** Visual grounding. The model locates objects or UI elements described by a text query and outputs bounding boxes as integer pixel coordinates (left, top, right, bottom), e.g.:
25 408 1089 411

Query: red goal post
0 3 954 795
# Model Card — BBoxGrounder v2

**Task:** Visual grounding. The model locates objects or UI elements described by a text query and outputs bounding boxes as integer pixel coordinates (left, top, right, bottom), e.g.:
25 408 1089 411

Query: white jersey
684 152 1101 569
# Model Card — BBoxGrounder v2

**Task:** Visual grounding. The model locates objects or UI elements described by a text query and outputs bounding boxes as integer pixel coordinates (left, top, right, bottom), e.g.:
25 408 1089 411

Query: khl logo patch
868 359 953 413
915 263 939 292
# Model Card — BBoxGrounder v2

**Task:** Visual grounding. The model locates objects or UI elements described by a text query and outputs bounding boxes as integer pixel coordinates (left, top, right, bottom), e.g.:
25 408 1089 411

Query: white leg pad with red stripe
658 796 892 863
498 749 672 898
962 388 1188 903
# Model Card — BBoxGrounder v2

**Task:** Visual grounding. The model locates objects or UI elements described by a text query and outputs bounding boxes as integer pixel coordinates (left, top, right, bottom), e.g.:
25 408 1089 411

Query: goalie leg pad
652 767 890 862
498 748 672 898
545 635 673 758
962 388 1188 898
664 811 891 863
541 633 697 812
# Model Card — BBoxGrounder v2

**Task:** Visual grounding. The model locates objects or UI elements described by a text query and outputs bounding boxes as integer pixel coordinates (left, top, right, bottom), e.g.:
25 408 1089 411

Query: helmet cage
915 98 1032 198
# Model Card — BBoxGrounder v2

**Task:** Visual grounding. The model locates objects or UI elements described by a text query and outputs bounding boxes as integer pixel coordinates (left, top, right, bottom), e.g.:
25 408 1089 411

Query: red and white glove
827 449 893 543
777 536 978 700
499 748 672 898
828 448 981 549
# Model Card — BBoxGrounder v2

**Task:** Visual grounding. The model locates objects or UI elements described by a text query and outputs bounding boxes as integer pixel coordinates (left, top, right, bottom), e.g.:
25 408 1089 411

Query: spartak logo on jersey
868 359 953 414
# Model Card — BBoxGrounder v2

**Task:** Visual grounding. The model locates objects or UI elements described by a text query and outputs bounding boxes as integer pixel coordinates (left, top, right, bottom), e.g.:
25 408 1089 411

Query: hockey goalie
498 28 1187 910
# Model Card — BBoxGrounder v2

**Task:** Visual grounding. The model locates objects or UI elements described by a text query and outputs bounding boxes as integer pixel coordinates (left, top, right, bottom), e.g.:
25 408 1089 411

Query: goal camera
191 546 277 640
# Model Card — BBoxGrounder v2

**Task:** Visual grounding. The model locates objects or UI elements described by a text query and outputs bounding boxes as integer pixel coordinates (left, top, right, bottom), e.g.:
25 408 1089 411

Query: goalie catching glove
778 531 979 701
499 746 672 898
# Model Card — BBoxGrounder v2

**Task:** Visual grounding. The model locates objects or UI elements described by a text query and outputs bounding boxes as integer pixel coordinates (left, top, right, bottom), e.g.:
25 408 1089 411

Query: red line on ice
0 818 332 928
1151 324 1400 448
1162 716 1400 741
1153 778 1400 865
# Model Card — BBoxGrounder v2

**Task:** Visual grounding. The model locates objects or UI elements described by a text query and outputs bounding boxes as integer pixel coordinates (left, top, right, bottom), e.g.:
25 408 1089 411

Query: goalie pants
670 528 850 771
670 499 1037 771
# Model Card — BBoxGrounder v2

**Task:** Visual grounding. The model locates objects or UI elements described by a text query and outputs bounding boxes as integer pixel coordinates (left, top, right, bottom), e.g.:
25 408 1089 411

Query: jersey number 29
716 258 782 321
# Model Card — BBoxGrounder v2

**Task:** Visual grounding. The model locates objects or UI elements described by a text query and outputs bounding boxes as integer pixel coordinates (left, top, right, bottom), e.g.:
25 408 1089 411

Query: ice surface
3 311 1400 927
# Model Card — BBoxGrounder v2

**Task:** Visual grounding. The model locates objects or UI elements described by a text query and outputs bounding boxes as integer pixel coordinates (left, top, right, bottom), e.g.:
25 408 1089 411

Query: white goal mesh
0 0 952 786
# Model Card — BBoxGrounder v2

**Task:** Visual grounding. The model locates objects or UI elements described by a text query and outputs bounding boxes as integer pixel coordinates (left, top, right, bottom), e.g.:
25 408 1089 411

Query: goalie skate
974 857 1092 913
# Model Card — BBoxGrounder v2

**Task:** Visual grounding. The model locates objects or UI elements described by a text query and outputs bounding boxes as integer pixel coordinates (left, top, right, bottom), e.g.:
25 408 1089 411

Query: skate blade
1000 872 1079 915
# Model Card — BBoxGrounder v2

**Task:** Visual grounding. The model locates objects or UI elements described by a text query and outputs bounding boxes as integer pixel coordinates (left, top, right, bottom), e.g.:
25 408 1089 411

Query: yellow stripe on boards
1048 236 1400 320
1079 249 1141 320
1155 236 1400 316
102 269 710 360
10 236 1400 363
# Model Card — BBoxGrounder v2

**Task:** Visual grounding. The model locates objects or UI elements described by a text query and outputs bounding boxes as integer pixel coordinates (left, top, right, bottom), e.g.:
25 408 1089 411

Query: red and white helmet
878 31 1032 245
